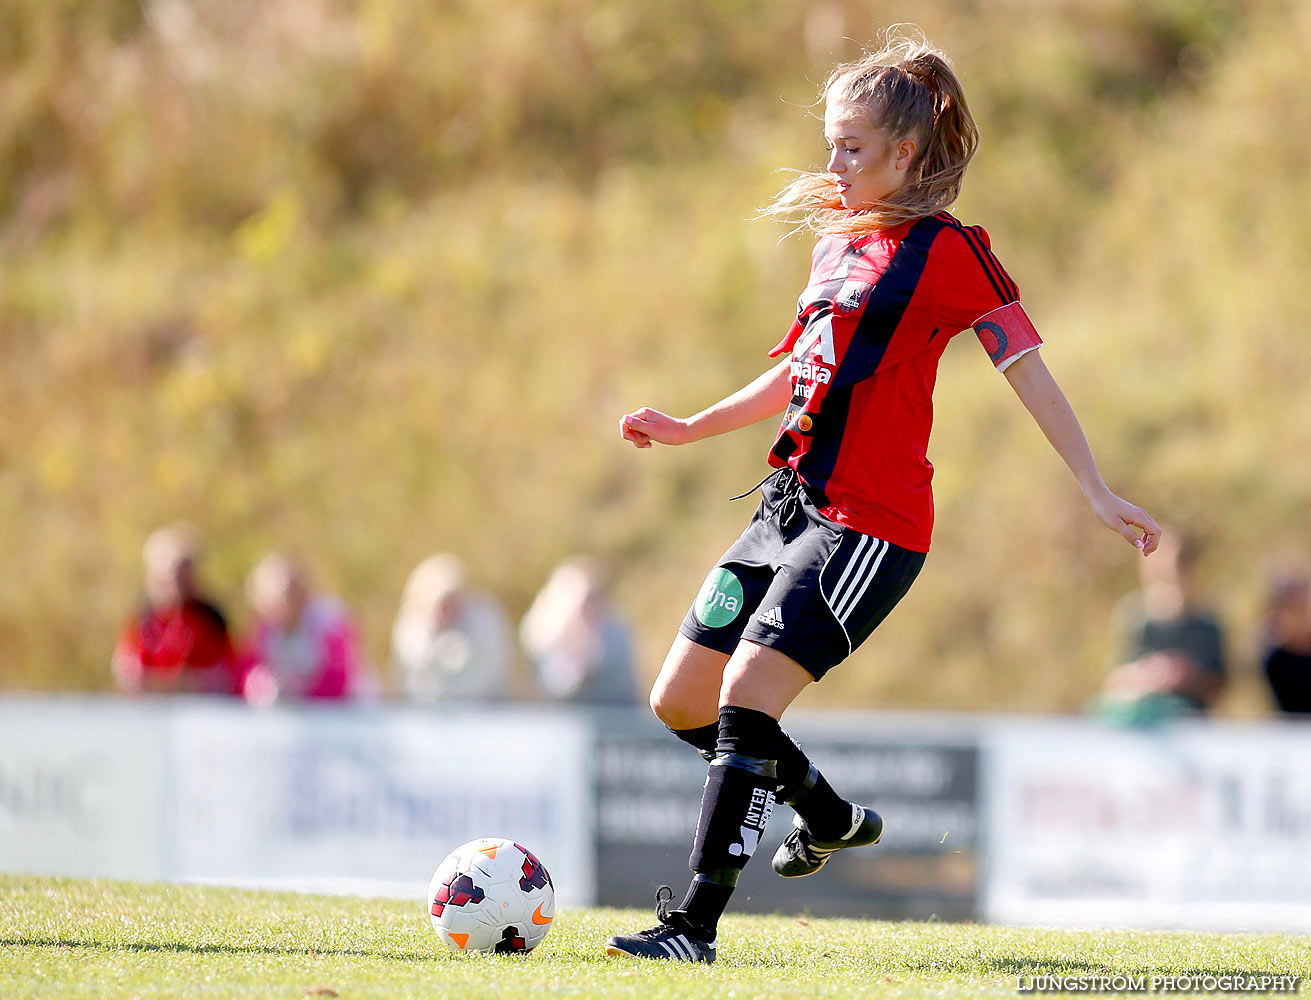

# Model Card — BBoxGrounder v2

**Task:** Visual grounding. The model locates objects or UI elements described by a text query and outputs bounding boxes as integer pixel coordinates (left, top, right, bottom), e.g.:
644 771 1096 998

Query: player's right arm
619 359 792 449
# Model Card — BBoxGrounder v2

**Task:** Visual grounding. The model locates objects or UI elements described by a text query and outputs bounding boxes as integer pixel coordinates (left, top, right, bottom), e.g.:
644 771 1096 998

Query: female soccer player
607 29 1161 963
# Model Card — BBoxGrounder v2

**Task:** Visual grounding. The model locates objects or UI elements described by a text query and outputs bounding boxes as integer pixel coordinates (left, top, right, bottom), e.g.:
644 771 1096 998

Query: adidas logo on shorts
757 606 785 630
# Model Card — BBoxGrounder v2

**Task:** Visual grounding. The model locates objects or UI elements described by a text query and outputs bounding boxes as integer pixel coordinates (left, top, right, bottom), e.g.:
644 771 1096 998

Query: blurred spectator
1261 567 1311 715
521 557 638 705
238 552 371 706
391 554 511 702
113 522 238 694
1092 531 1227 724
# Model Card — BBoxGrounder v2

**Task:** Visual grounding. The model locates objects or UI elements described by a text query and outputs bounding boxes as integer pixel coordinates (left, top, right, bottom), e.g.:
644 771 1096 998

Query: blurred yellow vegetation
1 0 1307 714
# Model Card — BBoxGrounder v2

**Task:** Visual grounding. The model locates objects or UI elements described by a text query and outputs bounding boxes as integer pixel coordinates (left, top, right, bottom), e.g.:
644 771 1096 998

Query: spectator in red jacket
238 552 370 705
113 523 238 694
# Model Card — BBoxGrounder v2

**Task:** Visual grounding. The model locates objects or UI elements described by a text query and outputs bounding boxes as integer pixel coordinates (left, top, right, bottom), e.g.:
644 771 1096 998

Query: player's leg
649 633 728 760
712 644 856 838
667 641 812 944
608 479 924 960
761 529 927 878
653 609 850 825
658 511 777 760
654 476 849 781
605 640 809 962
677 515 928 941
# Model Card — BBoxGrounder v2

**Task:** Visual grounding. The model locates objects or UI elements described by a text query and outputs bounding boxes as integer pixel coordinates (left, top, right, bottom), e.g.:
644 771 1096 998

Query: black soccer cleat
772 803 883 878
604 887 717 964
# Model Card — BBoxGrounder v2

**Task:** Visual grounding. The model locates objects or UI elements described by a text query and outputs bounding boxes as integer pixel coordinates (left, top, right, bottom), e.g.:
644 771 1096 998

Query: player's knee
648 689 683 729
649 683 700 731
648 685 668 723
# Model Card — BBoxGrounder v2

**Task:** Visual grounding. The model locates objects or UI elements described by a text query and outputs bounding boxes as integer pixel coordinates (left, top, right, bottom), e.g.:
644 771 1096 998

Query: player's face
823 101 918 210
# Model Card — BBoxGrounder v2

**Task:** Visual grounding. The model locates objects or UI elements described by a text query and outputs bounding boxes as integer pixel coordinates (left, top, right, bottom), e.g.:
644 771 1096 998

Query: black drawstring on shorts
726 468 782 503
729 466 804 529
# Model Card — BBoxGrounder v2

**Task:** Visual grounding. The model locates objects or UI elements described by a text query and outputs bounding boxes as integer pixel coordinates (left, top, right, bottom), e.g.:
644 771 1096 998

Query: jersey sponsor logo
789 361 832 385
790 316 835 406
694 568 744 628
794 381 822 401
792 314 836 366
757 606 785 630
784 408 816 435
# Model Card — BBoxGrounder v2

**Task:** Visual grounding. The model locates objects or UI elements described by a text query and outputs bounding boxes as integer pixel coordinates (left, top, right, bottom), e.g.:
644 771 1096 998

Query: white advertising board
983 718 1311 931
163 703 595 906
9 694 1311 933
0 697 168 881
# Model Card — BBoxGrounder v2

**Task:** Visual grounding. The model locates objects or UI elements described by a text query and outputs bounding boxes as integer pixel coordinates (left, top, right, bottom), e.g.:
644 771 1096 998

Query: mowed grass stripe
2 875 1306 999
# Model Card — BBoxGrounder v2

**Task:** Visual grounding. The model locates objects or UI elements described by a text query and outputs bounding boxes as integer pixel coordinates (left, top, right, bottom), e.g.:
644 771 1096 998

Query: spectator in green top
1092 530 1227 724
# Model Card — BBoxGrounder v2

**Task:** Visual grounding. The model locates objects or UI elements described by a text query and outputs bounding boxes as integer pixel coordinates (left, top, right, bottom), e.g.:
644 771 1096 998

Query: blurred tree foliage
1 0 1306 713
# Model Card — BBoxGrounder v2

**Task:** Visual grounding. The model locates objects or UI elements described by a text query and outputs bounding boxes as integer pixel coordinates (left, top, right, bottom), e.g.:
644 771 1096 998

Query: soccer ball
427 837 556 955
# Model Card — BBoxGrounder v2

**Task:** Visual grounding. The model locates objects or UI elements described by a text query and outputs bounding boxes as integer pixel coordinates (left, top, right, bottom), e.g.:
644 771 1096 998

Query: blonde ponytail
763 26 979 237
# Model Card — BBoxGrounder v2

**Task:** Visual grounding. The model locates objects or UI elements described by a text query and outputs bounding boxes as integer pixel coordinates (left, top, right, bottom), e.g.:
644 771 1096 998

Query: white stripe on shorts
827 533 870 612
834 537 889 623
831 536 879 620
831 536 883 621
818 534 855 657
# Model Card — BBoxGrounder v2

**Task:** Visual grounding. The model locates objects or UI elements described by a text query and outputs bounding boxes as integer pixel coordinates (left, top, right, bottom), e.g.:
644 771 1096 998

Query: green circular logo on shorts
695 568 744 628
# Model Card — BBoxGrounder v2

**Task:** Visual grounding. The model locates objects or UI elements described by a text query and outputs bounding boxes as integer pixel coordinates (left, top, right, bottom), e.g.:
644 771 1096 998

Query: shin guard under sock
683 706 779 936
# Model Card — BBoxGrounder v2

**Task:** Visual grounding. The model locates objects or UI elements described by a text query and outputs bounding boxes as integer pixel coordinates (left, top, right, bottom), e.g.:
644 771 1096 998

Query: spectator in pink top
239 552 369 705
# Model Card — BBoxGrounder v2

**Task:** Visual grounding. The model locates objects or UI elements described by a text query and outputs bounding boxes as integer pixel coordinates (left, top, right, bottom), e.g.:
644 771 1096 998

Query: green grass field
2 875 1306 999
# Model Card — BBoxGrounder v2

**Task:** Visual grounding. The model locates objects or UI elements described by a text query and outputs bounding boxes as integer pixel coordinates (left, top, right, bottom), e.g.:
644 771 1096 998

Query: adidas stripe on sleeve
932 221 1042 371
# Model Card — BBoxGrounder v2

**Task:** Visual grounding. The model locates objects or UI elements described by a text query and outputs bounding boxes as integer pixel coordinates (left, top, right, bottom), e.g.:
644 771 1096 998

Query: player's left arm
1002 349 1161 556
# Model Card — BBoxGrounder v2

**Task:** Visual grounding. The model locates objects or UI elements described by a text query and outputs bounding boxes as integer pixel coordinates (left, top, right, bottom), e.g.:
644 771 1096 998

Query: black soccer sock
666 722 719 763
775 727 853 842
682 705 779 938
677 874 733 939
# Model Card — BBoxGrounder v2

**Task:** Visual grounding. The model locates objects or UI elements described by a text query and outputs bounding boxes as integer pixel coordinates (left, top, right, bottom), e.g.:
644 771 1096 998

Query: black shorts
678 468 926 680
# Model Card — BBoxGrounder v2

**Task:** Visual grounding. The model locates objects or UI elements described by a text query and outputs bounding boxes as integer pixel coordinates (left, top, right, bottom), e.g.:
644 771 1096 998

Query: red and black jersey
116 597 238 693
767 212 1042 553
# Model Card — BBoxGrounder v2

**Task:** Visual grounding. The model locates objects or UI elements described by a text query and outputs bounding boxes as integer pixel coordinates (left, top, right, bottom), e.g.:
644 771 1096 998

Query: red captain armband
973 301 1043 372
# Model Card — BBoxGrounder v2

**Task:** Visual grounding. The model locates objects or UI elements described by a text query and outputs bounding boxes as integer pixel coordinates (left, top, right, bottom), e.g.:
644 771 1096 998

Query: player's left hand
1089 490 1161 555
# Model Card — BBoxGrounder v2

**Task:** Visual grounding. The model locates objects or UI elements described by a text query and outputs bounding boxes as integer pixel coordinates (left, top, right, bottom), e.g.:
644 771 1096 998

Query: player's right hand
619 408 692 449
1089 489 1162 556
